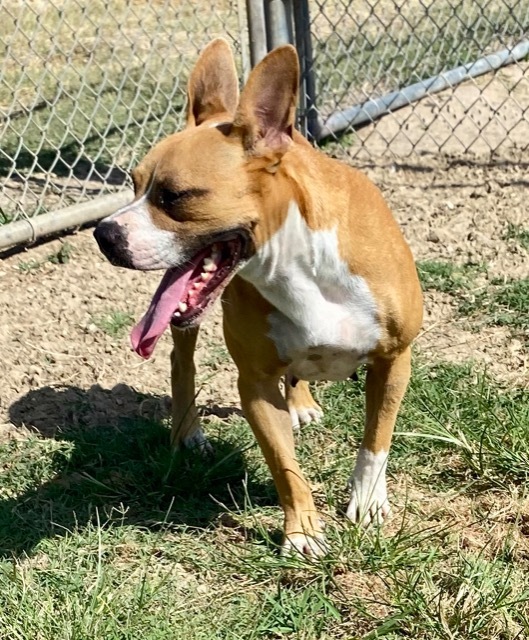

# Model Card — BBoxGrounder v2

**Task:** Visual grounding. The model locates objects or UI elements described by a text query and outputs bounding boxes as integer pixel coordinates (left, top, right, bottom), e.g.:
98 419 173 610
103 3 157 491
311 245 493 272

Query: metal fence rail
307 0 529 158
0 0 528 244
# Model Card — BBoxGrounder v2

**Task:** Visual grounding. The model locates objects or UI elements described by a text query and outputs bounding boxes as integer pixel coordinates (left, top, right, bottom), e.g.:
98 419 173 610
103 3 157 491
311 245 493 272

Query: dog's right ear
233 45 299 157
186 39 239 127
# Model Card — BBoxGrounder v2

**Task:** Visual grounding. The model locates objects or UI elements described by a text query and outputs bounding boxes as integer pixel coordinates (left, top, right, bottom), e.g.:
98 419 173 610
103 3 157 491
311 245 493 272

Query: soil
1 149 527 442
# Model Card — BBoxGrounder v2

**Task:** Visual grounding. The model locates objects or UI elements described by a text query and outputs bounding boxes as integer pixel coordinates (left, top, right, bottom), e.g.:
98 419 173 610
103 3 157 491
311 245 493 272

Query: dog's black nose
93 221 133 267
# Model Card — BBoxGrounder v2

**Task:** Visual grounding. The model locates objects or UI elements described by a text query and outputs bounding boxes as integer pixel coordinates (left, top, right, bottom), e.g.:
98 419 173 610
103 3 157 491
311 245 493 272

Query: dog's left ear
234 45 299 155
187 38 239 127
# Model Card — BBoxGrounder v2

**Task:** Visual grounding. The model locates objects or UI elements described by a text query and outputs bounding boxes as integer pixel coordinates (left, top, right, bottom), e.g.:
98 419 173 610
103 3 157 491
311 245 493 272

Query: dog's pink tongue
131 268 191 359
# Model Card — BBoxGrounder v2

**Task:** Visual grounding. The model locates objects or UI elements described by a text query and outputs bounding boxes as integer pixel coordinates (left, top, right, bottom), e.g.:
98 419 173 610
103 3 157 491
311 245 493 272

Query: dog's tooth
203 257 217 272
201 272 210 281
178 302 188 313
193 282 203 289
175 311 181 317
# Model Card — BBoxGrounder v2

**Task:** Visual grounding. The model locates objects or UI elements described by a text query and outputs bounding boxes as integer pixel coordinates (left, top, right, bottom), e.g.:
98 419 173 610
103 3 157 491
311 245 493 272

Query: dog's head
93 39 300 357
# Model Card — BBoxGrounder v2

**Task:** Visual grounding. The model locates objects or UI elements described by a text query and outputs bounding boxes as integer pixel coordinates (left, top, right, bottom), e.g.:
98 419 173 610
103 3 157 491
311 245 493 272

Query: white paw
182 428 213 456
281 532 329 557
289 405 324 430
346 448 391 526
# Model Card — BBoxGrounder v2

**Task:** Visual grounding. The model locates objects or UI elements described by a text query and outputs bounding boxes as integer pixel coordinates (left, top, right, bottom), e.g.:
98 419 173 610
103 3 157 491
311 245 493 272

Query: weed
504 222 529 251
0 207 15 225
16 242 76 272
92 310 135 338
48 242 74 265
417 260 486 294
17 259 42 273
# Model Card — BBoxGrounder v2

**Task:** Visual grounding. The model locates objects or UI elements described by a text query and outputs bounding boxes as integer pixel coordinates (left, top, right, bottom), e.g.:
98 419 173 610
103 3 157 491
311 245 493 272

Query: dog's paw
182 428 214 456
288 404 324 430
346 448 390 526
286 379 324 430
346 487 391 526
281 532 328 558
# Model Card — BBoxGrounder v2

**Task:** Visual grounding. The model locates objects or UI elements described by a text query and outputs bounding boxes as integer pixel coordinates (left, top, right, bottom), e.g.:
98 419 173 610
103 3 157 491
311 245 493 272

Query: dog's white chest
240 203 381 380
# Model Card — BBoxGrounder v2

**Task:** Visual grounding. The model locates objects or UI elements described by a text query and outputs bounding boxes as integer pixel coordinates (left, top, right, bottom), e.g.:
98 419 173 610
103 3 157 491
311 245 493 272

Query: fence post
265 0 293 48
292 0 320 141
246 0 320 141
246 0 268 66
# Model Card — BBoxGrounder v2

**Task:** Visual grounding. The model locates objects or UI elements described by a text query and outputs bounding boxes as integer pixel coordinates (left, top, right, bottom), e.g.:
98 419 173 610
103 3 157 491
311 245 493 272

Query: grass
418 260 529 342
458 277 529 333
17 241 75 272
504 222 529 251
92 310 135 338
1 360 528 638
417 260 486 294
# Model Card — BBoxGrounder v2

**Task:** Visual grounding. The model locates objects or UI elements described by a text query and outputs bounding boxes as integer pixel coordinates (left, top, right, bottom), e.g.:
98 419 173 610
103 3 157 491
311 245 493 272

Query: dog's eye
159 188 181 209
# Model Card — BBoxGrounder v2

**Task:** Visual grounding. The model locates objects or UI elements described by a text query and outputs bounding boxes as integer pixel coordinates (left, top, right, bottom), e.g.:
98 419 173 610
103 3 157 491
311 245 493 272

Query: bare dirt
355 63 529 158
365 153 529 386
1 149 527 442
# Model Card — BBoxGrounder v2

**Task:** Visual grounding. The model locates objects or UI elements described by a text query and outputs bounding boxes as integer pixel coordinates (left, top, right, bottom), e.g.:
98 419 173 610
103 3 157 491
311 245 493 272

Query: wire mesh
0 0 528 230
0 0 248 225
308 0 529 158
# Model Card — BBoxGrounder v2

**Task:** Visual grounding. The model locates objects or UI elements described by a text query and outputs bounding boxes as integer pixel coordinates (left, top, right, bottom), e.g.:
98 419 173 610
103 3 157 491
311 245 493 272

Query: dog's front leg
347 346 412 525
170 325 210 452
238 373 326 556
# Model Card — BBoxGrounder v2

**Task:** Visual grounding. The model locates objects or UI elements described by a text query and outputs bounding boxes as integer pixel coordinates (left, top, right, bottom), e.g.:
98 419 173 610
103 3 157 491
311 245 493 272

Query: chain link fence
0 0 527 240
0 0 248 229
308 0 529 159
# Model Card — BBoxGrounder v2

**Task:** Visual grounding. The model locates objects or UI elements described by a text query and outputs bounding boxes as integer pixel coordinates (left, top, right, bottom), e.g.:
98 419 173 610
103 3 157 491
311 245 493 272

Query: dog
93 39 423 556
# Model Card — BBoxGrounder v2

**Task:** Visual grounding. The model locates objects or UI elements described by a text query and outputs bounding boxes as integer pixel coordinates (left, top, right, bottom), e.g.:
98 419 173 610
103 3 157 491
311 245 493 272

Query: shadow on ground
1 384 273 558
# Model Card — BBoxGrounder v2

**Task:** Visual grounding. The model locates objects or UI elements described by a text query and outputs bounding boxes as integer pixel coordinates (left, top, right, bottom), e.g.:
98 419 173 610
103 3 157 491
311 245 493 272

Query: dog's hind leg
170 325 210 453
346 346 412 526
285 376 323 429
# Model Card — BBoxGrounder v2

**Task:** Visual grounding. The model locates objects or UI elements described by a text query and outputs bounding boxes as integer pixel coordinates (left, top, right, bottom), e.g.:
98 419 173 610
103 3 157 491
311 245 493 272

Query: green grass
417 260 486 294
457 277 529 336
17 259 43 273
1 360 528 638
504 222 529 251
418 260 529 342
17 242 75 272
92 310 135 338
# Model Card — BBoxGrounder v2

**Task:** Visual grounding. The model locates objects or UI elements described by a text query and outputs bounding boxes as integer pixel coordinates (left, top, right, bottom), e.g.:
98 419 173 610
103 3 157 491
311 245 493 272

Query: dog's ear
186 38 239 127
234 45 299 155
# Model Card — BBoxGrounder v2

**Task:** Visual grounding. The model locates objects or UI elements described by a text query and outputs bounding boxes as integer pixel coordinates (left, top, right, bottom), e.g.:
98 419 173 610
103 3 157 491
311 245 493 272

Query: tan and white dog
94 39 423 555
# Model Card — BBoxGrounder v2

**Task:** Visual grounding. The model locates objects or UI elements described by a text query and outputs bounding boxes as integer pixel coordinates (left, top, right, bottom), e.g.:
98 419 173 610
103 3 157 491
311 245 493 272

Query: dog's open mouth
131 232 250 358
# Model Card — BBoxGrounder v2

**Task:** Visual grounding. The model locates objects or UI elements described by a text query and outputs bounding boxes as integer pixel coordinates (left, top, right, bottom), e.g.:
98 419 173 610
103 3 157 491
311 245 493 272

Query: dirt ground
0 145 527 441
